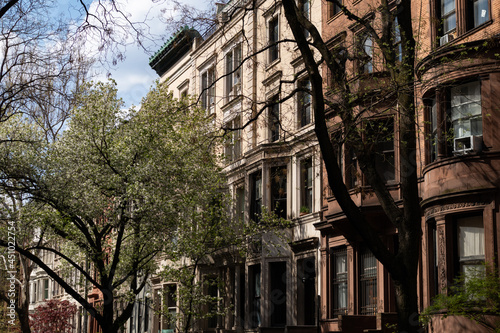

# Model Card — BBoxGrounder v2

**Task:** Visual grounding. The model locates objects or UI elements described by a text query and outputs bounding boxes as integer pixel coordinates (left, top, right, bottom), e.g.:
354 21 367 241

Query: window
359 35 374 73
268 17 279 63
328 0 342 18
271 166 287 219
297 257 316 325
359 248 377 315
236 186 245 223
428 99 438 163
456 215 484 279
346 147 358 189
298 79 311 127
426 80 483 160
225 117 242 163
180 87 189 98
330 247 348 316
153 289 161 333
43 279 49 300
393 17 402 63
249 264 261 328
32 283 36 303
225 44 242 101
300 158 313 214
270 262 287 327
299 0 310 38
440 0 456 34
366 118 395 182
451 81 482 139
331 131 344 178
144 297 150 332
472 0 489 27
269 97 280 142
201 67 215 114
162 284 177 333
250 171 262 222
436 0 489 44
206 277 218 328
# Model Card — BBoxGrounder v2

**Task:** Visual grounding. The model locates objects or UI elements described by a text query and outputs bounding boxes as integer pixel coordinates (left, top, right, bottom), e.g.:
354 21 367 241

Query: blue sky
88 0 210 108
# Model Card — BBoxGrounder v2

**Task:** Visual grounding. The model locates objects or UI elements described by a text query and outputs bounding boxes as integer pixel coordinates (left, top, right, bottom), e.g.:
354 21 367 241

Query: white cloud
84 0 209 108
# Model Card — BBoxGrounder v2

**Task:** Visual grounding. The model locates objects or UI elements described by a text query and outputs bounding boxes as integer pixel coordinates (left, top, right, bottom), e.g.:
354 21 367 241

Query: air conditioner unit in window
439 33 454 46
453 135 482 155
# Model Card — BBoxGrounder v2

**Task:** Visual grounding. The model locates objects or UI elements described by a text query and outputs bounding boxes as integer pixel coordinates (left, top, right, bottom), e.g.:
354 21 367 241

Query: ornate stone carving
425 201 487 218
437 227 447 292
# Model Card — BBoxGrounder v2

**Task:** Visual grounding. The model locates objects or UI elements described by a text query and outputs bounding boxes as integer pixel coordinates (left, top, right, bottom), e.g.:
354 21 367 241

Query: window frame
425 79 483 162
365 117 395 183
359 248 377 315
235 186 245 223
225 44 242 102
250 171 263 222
450 80 482 140
358 34 374 74
225 117 242 163
201 66 216 114
269 96 280 142
330 247 348 317
249 264 262 328
300 157 313 215
43 279 49 300
434 0 490 45
270 165 287 219
268 16 280 64
298 79 312 128
454 215 485 279
162 284 178 332
298 0 311 38
327 0 342 19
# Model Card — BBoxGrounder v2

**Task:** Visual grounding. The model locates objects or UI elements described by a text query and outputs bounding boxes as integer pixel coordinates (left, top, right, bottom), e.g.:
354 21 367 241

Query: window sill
327 12 343 24
434 20 493 51
266 58 281 71
295 211 320 224
221 95 243 112
422 150 493 176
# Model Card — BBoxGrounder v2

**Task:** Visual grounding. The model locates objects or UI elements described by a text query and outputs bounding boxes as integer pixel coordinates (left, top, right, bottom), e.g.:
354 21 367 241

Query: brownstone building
317 0 500 332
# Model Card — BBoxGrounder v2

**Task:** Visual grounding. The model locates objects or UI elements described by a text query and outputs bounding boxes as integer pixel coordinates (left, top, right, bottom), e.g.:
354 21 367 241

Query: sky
89 0 210 108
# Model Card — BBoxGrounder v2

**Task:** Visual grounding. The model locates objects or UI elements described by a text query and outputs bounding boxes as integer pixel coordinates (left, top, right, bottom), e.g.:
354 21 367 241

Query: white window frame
201 66 216 115
268 16 280 64
225 44 242 102
451 80 482 139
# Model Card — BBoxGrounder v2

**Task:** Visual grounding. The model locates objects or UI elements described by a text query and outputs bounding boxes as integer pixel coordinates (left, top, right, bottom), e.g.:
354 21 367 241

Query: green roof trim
149 26 191 65
149 27 201 77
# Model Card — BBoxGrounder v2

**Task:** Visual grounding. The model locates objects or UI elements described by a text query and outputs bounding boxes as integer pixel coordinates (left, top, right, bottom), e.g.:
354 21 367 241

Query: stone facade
147 0 323 331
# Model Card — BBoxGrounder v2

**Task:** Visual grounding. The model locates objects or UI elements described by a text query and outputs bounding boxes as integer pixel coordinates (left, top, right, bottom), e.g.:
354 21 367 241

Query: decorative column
435 217 451 294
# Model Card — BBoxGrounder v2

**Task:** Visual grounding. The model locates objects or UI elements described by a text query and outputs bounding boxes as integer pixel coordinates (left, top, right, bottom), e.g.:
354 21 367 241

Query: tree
0 0 158 127
165 0 422 331
160 200 290 333
281 1 421 331
0 80 226 333
30 299 78 333
421 264 500 332
0 194 48 333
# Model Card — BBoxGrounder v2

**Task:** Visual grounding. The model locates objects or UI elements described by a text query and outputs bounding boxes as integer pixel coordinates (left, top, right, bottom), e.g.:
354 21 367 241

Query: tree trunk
18 304 31 333
394 274 420 333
